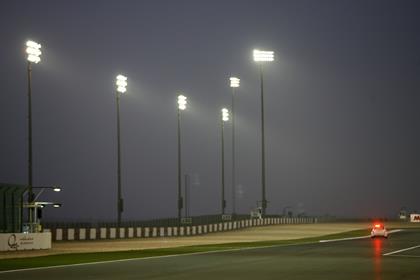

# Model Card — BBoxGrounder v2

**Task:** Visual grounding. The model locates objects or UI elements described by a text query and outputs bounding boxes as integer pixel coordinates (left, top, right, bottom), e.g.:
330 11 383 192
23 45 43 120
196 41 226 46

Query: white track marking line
0 241 319 274
383 245 420 256
319 229 402 243
386 254 420 258
319 235 370 243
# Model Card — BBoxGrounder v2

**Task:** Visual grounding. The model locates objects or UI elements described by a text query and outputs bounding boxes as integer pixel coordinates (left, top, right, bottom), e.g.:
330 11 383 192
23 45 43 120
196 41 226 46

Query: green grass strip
0 229 371 272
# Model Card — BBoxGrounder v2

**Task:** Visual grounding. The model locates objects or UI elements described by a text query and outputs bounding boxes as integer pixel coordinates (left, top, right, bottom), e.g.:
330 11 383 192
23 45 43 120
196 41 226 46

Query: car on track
370 223 388 238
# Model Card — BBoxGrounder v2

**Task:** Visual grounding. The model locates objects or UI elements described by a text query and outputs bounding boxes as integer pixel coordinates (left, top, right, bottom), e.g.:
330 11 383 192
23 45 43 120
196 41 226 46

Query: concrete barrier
109 228 116 239
79 228 86 240
128 227 134 238
89 228 96 240
55 228 63 241
67 228 75 240
100 228 107 239
119 228 125 238
49 216 318 241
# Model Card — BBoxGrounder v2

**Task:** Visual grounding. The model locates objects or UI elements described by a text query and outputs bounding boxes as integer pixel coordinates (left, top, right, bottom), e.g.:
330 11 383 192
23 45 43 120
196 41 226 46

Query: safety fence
46 217 317 241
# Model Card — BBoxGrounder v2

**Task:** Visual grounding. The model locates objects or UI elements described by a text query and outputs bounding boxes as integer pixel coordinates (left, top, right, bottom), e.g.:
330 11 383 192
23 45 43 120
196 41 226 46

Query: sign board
181 218 192 224
0 232 51 251
222 214 232 221
410 214 420 223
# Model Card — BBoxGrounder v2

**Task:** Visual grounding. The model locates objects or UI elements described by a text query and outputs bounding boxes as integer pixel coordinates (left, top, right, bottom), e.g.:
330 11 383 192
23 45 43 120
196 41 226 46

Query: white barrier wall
51 217 317 241
79 228 86 240
109 228 116 239
67 228 75 240
1 232 51 251
119 228 125 238
56 228 63 241
100 228 107 239
89 228 96 240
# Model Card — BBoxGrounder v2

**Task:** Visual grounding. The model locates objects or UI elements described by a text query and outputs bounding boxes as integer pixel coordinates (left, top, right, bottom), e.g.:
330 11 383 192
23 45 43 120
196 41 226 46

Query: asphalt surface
1 228 419 280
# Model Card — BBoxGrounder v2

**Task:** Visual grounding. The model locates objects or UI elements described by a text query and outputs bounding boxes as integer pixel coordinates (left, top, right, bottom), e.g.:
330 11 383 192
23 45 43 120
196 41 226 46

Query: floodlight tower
220 108 229 214
177 94 187 221
115 74 127 226
229 77 239 216
253 49 274 216
25 40 42 221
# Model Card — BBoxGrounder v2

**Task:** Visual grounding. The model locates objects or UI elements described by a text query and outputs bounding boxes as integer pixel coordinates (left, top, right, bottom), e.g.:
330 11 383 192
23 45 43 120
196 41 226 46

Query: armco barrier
47 217 318 241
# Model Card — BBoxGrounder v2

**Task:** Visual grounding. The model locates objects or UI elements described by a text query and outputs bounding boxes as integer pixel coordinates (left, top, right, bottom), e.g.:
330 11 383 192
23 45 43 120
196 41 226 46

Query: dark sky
1 0 419 221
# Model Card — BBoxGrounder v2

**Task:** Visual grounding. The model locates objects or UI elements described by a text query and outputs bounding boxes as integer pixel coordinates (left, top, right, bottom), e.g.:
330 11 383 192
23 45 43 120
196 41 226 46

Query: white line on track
0 241 319 274
386 254 420 258
383 245 420 256
319 229 402 243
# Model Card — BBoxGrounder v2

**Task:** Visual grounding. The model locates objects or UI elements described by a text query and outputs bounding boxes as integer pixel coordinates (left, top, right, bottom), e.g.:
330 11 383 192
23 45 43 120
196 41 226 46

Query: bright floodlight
222 108 229 122
253 49 274 62
26 40 42 63
230 77 240 88
52 203 62 208
53 186 61 192
177 94 187 110
116 74 127 93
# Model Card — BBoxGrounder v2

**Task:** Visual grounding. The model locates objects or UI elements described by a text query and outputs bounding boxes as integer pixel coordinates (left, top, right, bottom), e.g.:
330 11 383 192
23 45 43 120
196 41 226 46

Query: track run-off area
1 223 419 279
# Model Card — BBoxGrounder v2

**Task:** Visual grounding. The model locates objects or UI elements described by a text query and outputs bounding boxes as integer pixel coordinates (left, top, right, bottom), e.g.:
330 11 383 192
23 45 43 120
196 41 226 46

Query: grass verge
0 229 371 272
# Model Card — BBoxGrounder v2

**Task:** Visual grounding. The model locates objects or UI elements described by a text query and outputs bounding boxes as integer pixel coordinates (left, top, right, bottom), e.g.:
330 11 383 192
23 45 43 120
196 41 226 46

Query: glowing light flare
222 108 229 122
374 224 383 229
26 41 41 49
230 77 240 88
177 94 187 110
116 74 127 93
26 40 42 63
253 49 274 62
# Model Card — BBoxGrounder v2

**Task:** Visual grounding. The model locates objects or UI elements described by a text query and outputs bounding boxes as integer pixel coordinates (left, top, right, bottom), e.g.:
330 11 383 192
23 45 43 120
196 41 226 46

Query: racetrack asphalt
1 228 419 280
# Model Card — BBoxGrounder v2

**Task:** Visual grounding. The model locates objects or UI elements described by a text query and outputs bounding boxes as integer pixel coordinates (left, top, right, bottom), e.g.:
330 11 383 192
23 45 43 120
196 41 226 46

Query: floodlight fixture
222 108 229 122
26 40 42 63
116 74 127 93
230 77 240 88
178 94 187 110
253 49 274 62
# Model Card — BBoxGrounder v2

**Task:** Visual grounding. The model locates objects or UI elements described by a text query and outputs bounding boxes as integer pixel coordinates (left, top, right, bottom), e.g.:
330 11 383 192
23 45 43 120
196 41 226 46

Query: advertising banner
410 214 420 223
0 232 51 251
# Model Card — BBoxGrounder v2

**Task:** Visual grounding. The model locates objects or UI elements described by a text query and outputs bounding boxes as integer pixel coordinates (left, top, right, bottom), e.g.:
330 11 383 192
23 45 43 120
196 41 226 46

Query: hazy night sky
0 0 419 221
